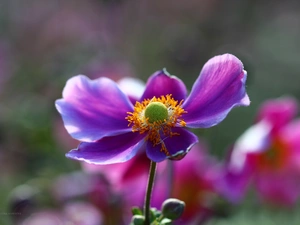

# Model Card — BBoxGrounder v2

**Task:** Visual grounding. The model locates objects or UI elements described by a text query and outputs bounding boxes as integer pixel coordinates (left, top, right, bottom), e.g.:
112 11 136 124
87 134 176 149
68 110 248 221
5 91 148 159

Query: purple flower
223 97 300 206
55 54 249 164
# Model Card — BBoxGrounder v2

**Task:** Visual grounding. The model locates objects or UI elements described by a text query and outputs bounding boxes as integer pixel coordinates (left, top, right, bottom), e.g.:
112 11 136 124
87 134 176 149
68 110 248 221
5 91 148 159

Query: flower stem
166 160 174 198
144 160 157 225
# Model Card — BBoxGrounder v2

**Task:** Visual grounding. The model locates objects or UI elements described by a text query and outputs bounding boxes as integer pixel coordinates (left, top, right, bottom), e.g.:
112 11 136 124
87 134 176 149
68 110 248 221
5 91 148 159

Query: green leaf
131 207 143 216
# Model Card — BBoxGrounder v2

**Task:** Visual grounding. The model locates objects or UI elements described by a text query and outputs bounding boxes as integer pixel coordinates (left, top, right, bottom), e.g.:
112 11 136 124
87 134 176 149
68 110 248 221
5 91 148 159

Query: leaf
131 207 143 216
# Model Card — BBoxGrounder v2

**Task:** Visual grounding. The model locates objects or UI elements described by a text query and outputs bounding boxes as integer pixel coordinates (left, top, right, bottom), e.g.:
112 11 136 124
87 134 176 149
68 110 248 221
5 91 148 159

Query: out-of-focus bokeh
1 0 300 224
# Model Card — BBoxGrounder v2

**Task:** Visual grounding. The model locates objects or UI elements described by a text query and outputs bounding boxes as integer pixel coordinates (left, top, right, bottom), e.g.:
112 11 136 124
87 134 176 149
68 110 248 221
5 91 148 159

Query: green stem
144 160 157 225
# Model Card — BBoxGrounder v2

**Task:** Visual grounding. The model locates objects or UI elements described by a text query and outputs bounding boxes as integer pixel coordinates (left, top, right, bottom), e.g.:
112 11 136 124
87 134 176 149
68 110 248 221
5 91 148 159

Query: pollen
126 94 187 156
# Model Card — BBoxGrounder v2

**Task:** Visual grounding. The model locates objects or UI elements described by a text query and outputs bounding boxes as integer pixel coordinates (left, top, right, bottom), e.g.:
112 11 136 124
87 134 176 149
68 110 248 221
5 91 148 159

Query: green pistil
144 102 168 123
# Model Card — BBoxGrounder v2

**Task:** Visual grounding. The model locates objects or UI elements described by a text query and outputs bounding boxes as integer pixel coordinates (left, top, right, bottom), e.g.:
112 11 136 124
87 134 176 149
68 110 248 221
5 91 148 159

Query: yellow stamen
126 94 187 156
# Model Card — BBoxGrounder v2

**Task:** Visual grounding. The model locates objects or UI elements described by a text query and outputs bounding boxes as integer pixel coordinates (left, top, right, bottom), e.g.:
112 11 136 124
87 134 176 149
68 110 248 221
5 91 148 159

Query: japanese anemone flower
55 54 249 164
224 97 300 206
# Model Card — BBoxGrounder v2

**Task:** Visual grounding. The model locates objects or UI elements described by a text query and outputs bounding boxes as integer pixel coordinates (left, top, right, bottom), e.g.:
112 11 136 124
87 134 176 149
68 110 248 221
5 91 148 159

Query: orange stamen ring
126 94 187 156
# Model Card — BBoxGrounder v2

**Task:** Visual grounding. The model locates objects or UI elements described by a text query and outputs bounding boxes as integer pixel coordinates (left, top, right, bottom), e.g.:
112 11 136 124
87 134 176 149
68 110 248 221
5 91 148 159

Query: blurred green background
1 0 300 224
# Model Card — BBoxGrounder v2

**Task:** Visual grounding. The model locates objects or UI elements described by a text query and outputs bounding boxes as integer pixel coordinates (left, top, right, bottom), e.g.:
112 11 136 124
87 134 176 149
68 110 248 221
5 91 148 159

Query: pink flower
81 152 156 224
162 143 222 224
82 142 223 224
19 202 103 225
224 97 300 206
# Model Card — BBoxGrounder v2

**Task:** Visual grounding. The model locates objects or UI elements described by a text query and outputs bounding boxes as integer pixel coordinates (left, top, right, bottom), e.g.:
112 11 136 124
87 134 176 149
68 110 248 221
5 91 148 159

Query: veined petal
66 132 146 165
140 69 187 101
146 128 198 162
55 75 133 142
182 54 250 128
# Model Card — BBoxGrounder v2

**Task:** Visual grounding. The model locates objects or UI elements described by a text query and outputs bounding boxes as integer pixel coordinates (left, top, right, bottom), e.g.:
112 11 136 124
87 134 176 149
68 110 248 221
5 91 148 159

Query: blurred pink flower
63 202 103 225
82 141 223 224
20 202 103 225
81 151 153 224
51 171 125 225
164 143 222 224
224 97 300 206
20 210 63 225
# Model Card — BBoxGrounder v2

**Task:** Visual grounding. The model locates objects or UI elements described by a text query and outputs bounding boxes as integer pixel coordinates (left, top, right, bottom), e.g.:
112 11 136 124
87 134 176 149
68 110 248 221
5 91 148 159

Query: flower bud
161 198 185 220
130 215 145 225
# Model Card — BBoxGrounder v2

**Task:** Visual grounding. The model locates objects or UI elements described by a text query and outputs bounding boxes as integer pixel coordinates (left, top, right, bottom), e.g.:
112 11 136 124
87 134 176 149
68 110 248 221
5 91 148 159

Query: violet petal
66 132 146 165
182 54 250 128
140 69 187 101
55 75 133 142
146 128 198 162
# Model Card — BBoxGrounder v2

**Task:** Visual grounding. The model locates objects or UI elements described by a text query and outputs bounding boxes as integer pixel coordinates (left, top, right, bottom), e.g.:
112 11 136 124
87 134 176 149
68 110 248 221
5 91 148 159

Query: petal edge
66 132 146 165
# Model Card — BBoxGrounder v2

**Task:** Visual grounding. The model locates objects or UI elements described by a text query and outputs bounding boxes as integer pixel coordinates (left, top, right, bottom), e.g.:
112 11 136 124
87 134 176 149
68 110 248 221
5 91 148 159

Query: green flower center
144 102 168 123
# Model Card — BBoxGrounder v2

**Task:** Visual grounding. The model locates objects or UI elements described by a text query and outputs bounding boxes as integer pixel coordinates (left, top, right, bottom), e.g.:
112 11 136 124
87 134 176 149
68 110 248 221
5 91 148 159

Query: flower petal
66 132 146 165
256 96 298 133
146 128 198 162
281 118 300 149
182 54 250 128
64 202 104 225
255 172 300 206
278 119 300 169
140 69 187 101
55 75 134 142
117 77 145 104
218 163 252 203
229 120 272 171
